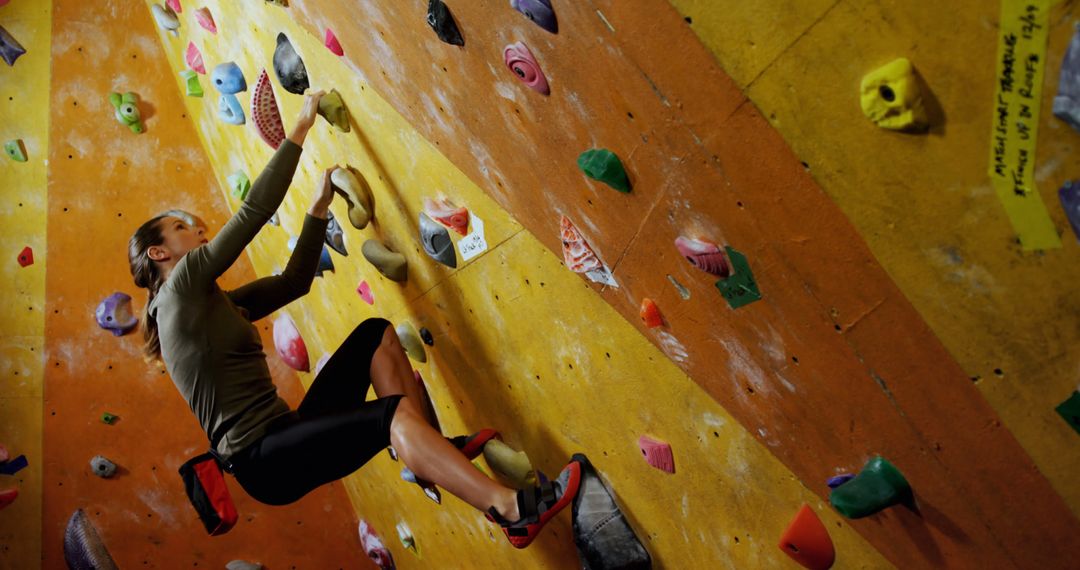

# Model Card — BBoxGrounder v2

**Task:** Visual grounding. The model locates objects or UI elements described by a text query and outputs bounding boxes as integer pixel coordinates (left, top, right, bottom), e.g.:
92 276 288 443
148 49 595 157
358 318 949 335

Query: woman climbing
126 90 582 548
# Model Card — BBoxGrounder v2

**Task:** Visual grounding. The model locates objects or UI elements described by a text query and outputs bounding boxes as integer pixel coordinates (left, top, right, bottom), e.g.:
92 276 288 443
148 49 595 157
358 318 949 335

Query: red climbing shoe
487 457 583 549
447 428 501 460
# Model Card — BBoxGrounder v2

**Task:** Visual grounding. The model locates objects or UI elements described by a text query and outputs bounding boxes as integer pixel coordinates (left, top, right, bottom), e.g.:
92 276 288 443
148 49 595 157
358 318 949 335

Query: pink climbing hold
357 280 375 305
166 0 182 13
359 520 396 570
675 236 730 278
422 197 469 236
194 7 216 33
638 435 675 473
17 246 33 267
325 28 344 56
0 0 10 7
0 488 17 511
185 41 206 74
251 69 285 149
0 443 8 463
273 313 310 372
560 216 602 273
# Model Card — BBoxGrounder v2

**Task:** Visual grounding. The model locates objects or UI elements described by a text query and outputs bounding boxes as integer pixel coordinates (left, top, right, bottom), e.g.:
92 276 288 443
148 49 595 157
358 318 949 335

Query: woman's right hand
287 89 327 145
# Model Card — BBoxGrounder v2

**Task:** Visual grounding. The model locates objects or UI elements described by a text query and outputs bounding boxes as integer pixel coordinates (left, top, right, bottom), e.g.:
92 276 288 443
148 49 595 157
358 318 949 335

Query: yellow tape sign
988 0 1061 250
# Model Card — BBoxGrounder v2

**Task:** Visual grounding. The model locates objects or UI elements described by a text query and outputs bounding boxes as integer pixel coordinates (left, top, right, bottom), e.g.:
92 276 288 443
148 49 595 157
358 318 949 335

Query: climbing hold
211 62 246 94
225 561 263 570
17 246 33 267
193 7 217 33
330 167 373 229
396 521 419 554
269 211 280 226
273 313 310 372
90 456 117 478
185 41 205 74
316 245 335 276
779 504 836 570
482 439 536 489
273 33 309 95
64 509 118 570
0 454 27 475
510 0 558 34
179 70 203 97
5 139 27 162
363 240 408 282
387 446 399 461
426 0 465 46
324 211 348 256
828 456 912 519
0 24 26 67
252 69 286 148
639 298 663 328
357 280 375 305
638 435 675 473
1055 391 1080 435
419 327 434 346
1054 24 1080 133
358 520 396 570
227 170 251 200
264 0 288 6
166 0 182 13
715 246 761 309
400 466 417 484
313 354 331 377
504 42 549 95
419 212 457 268
101 412 118 425
0 443 7 462
422 197 469 236
578 149 631 193
218 94 246 125
826 474 856 489
675 236 730 277
95 292 139 337
396 322 427 363
108 92 145 134
325 28 344 56
0 488 17 511
317 89 351 132
860 58 928 131
1059 180 1080 242
151 4 181 35
571 453 652 570
560 216 603 273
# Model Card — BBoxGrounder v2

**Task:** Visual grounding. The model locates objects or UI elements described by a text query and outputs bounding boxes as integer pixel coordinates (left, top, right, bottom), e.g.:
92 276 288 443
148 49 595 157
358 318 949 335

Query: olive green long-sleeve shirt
148 140 328 460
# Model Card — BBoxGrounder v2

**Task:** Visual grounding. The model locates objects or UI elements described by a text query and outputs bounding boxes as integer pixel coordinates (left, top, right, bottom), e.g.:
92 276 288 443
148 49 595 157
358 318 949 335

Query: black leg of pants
232 318 403 506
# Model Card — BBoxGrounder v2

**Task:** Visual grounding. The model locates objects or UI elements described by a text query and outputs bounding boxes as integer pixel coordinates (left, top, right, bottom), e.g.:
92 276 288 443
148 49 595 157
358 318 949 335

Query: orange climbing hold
639 298 663 328
778 504 835 570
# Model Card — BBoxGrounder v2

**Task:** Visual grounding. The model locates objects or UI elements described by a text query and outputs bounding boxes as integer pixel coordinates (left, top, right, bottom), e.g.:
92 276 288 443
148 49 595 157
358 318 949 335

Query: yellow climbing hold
860 58 927 131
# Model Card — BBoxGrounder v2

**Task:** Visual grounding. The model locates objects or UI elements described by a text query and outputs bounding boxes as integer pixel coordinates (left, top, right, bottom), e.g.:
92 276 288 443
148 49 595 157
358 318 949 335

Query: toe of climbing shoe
492 456 583 549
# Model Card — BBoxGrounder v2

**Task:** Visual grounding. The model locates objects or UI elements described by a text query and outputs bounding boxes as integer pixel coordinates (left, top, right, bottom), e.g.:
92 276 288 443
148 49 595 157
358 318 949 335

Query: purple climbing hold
826 474 856 489
0 24 26 67
510 0 558 34
0 454 28 476
1053 23 1080 133
95 292 139 336
1059 180 1080 242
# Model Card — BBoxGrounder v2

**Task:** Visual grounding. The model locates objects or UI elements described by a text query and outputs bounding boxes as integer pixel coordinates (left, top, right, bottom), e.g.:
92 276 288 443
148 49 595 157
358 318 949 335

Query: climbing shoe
486 456 583 549
447 428 501 460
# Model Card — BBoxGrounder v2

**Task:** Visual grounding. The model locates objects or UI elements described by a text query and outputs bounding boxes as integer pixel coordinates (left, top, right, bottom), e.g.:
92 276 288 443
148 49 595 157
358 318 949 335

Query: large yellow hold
860 57 928 131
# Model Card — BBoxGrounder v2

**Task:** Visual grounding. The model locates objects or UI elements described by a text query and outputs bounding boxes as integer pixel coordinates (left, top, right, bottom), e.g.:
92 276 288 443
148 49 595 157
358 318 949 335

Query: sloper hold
510 0 558 34
185 41 206 74
95 292 138 336
324 210 348 256
419 212 457 268
504 42 550 95
252 70 286 148
17 246 33 267
325 28 344 56
211 62 246 94
179 70 203 97
639 298 663 328
860 58 928 131
423 197 469 235
571 453 652 570
5 139 27 162
560 216 603 273
274 33 309 95
359 520 397 570
396 321 428 363
227 170 250 200
1055 391 1080 435
218 94 246 125
1053 23 1080 132
482 439 536 489
0 24 26 67
638 435 674 473
317 89 351 132
674 236 729 277
828 456 912 519
0 488 17 511
273 313 310 372
578 149 631 193
426 0 464 46
362 240 408 282
778 504 836 570
108 92 145 134
194 7 217 33
64 509 119 570
715 246 761 309
330 167 373 228
1059 180 1080 242
152 4 181 35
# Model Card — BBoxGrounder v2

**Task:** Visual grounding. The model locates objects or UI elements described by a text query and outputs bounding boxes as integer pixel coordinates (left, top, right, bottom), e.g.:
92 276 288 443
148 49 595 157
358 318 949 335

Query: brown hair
127 214 171 364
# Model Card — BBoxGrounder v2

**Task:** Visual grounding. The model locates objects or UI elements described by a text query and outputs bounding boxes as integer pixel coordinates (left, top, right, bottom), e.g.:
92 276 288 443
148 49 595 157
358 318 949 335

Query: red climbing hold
273 313 310 372
639 298 663 328
638 435 675 473
166 0 182 13
251 69 285 149
560 216 602 273
0 488 17 510
778 504 836 570
0 443 8 462
17 246 33 267
185 41 206 74
325 28 344 56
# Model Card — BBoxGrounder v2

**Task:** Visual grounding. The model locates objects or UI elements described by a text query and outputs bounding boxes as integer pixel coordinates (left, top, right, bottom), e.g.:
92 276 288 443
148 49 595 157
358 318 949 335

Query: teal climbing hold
714 246 761 309
578 149 631 193
1055 391 1080 435
828 456 911 519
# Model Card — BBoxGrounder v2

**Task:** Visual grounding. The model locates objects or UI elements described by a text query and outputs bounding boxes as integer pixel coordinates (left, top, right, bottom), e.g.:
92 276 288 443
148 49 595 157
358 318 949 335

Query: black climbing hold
419 327 434 346
273 33 309 95
571 453 652 569
427 0 464 46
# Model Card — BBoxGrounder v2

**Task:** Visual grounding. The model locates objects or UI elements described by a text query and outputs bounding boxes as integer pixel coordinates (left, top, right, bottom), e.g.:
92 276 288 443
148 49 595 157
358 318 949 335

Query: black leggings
231 318 403 506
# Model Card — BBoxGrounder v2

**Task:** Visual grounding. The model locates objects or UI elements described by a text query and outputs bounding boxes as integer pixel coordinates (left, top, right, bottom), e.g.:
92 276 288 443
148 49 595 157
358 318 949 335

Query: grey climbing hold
273 33 310 95
151 4 181 35
419 327 434 346
226 561 264 570
1054 23 1080 133
64 509 119 570
362 240 408 282
325 210 348 256
419 212 457 268
427 0 464 46
571 453 652 569
330 167 372 229
396 321 427 363
90 456 117 478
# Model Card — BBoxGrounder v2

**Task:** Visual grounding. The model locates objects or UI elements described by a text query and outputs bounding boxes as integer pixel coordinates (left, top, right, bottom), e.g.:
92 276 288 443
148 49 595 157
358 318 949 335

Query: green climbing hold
828 456 911 519
1055 391 1080 435
228 171 251 200
578 148 631 193
179 70 203 97
108 92 145 134
101 412 118 425
714 246 761 309
4 139 27 162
